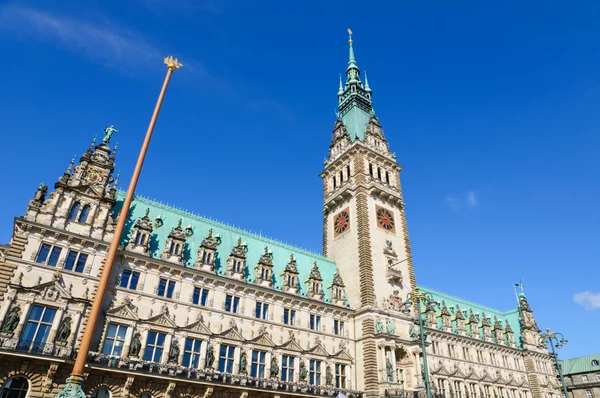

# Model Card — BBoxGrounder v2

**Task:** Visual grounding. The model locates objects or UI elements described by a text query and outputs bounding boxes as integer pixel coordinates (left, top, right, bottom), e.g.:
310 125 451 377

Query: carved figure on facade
239 352 248 374
299 360 308 382
55 316 72 344
32 183 48 205
1 307 20 334
129 333 142 357
386 289 404 312
376 318 385 333
386 358 394 382
325 365 333 386
386 319 395 335
307 262 324 299
205 342 215 369
103 125 118 143
384 240 403 284
270 357 280 378
409 325 419 340
282 254 300 292
168 338 180 363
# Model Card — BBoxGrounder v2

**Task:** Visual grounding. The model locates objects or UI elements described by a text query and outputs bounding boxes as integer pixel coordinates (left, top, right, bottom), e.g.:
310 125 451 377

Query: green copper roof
337 33 374 142
559 354 600 375
419 286 523 348
114 191 346 306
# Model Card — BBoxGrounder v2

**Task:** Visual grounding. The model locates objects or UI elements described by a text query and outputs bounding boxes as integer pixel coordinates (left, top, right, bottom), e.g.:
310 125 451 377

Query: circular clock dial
377 208 395 230
334 211 350 235
86 170 100 184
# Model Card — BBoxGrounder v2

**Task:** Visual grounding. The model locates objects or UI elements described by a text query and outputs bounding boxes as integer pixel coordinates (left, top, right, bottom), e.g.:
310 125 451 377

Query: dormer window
135 232 147 246
385 171 390 184
195 228 220 272
330 269 346 306
282 254 300 294
306 262 324 300
127 208 153 255
160 219 187 265
255 247 274 287
68 202 80 221
226 238 247 280
169 242 181 255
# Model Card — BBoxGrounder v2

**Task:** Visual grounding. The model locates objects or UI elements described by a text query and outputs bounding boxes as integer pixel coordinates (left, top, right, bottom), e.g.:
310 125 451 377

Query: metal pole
549 339 569 398
419 299 432 398
55 56 182 398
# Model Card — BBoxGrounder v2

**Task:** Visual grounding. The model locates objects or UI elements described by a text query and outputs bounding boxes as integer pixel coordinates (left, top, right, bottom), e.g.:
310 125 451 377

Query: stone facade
560 354 600 398
0 36 563 398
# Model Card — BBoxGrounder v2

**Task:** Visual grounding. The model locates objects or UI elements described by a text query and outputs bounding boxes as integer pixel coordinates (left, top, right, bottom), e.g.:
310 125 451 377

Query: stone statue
450 387 455 398
239 352 248 374
270 357 279 378
383 240 398 264
409 325 419 340
386 358 394 382
33 183 48 204
205 343 215 368
129 333 142 357
55 316 72 343
299 361 308 382
376 318 385 333
325 365 333 386
168 339 180 363
103 125 118 144
386 319 395 335
1 307 20 334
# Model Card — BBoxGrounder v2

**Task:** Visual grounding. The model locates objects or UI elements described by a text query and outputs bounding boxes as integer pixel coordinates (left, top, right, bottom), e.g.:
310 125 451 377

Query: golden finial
164 56 183 71
347 28 353 44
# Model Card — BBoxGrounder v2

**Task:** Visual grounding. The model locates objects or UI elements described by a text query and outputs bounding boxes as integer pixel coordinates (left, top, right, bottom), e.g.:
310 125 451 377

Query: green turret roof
115 191 347 306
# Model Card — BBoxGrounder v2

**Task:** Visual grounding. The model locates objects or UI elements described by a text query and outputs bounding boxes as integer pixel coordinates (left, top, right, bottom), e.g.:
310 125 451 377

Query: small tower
226 238 247 280
306 262 324 300
468 310 479 339
440 301 452 332
455 305 467 336
254 247 274 287
195 228 220 271
281 254 300 294
161 219 187 264
518 292 543 350
329 269 346 306
481 313 492 341
126 208 153 254
505 320 515 347
493 316 505 345
26 127 120 242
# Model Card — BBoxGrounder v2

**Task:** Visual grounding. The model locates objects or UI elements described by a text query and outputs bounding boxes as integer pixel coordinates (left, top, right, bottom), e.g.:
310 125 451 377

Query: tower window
377 167 382 180
339 170 343 183
333 176 337 189
64 250 88 273
68 202 80 221
36 243 62 266
78 204 90 223
346 165 351 178
385 171 390 184
369 163 373 176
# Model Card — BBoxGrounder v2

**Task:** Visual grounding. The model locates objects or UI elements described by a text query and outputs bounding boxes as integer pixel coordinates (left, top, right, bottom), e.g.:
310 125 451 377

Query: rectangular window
476 350 483 362
309 360 321 385
102 324 127 357
119 269 139 290
192 287 209 306
448 344 456 357
143 331 166 362
255 302 269 320
19 305 57 352
157 278 175 298
454 381 463 398
334 319 345 336
335 363 346 388
310 314 321 331
251 350 266 378
35 243 62 266
433 341 439 354
182 338 202 368
596 374 600 381
582 375 588 382
64 250 88 273
490 353 496 365
225 295 240 313
283 308 296 325
462 347 470 361
218 344 235 373
281 355 295 382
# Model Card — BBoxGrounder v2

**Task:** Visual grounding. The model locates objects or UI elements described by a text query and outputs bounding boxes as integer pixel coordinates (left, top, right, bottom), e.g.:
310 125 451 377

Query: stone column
45 307 65 354
379 346 387 382
199 340 208 369
162 333 173 364
138 328 149 360
391 347 398 383
233 345 241 374
121 325 135 358
212 342 221 371
346 364 352 389
0 295 14 323
177 335 186 365
265 351 273 378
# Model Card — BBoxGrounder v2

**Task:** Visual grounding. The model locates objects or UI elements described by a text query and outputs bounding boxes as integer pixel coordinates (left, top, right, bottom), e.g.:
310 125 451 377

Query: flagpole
56 56 182 398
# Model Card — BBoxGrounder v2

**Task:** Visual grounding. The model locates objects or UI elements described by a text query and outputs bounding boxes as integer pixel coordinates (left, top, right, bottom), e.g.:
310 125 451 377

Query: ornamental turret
126 208 153 254
226 238 247 280
161 219 187 264
468 310 479 339
254 247 273 287
329 269 346 306
281 254 299 294
306 262 324 300
455 305 467 336
195 228 220 271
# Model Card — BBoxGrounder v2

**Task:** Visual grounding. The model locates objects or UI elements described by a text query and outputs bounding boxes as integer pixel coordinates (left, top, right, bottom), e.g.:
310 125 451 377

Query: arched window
78 204 90 223
92 388 111 398
68 202 80 221
139 393 153 398
0 377 29 398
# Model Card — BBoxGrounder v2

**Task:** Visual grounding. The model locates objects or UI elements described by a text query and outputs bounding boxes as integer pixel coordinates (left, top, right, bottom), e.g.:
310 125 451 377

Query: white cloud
445 191 478 211
573 291 600 310
0 4 162 70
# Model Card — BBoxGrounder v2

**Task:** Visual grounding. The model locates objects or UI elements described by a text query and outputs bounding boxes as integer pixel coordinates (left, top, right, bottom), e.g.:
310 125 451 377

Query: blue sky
0 0 598 358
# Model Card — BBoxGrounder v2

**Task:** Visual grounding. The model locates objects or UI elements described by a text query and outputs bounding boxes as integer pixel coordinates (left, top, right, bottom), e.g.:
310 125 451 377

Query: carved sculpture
168 339 180 363
239 352 248 374
103 125 118 143
409 325 419 340
205 343 215 368
299 361 308 381
386 319 395 335
376 318 385 333
325 365 333 386
1 307 20 334
129 333 142 357
33 183 48 204
55 316 72 343
270 357 279 378
386 358 394 382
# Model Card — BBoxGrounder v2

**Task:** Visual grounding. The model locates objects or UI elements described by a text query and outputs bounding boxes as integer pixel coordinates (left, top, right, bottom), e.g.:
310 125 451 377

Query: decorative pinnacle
347 28 353 44
364 71 371 91
338 74 344 94
164 56 183 71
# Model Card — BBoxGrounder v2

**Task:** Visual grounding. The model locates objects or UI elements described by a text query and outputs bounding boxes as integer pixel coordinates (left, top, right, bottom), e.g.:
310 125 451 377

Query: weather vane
347 28 353 43
164 56 183 71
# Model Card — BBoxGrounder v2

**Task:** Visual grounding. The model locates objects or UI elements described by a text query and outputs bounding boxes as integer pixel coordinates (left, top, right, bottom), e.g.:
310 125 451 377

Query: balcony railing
0 338 73 358
88 352 363 397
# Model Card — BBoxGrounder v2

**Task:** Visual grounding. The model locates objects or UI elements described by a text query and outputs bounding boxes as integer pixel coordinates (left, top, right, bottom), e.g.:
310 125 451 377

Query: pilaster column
13 301 33 338
0 296 14 323
346 364 352 389
138 328 149 360
45 307 65 353
162 333 173 364
233 345 241 374
177 335 186 365
379 346 387 382
212 342 221 370
391 347 398 383
199 340 208 369
67 310 84 348
265 351 273 378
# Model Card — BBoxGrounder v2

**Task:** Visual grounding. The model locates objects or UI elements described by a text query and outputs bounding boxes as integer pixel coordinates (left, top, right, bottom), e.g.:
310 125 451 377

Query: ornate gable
306 262 324 300
182 315 212 335
106 302 139 321
248 332 275 348
277 338 304 353
145 312 178 328
217 326 245 342
18 274 73 303
330 348 354 362
306 343 330 357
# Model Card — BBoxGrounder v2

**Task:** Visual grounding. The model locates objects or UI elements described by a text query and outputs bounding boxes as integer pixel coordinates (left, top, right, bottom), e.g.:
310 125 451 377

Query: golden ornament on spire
347 28 353 44
164 56 183 71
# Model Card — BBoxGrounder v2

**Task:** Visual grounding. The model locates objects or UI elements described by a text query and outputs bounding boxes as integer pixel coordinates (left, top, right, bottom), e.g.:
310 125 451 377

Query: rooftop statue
103 125 118 144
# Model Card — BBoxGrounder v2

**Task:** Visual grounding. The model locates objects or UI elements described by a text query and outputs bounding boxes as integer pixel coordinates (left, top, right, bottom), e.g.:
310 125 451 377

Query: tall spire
336 29 374 141
338 74 344 95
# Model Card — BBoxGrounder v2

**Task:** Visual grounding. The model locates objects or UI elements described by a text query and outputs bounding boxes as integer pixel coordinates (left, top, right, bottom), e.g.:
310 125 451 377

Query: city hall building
0 36 562 398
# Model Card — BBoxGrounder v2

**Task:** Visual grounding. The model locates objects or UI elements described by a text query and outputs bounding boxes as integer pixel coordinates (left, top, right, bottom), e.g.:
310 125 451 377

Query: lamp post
55 56 182 398
539 328 569 398
401 288 438 398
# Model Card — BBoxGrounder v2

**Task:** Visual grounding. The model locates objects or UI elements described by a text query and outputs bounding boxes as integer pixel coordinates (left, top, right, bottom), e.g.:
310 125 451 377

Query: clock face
85 169 101 184
376 205 396 233
333 208 350 237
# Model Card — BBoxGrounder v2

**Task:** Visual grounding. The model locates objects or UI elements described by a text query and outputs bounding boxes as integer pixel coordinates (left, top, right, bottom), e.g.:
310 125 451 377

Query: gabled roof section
418 286 522 348
115 192 344 305
559 354 600 375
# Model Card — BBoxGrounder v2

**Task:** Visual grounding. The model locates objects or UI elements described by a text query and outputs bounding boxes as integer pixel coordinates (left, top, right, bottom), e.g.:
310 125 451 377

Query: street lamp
401 288 438 398
539 328 569 398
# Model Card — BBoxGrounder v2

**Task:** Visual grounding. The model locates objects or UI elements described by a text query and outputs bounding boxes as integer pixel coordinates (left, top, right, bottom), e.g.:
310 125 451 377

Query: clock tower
320 32 417 397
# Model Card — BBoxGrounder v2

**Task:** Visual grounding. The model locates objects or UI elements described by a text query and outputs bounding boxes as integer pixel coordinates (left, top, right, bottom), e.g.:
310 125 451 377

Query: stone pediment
217 327 245 342
21 276 73 302
432 362 450 376
277 339 304 353
106 304 139 321
248 333 275 347
182 320 212 336
330 349 353 362
451 364 467 379
507 375 520 387
145 312 177 328
305 343 329 357
480 370 495 383
494 372 506 384
464 366 476 380
70 184 105 199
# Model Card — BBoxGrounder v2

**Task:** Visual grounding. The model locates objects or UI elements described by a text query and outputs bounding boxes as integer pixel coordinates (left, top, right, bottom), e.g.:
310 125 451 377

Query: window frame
19 305 57 352
182 338 202 368
255 301 269 320
119 269 140 290
0 376 30 398
334 319 344 336
283 308 296 326
225 294 240 313
309 314 321 331
192 287 209 306
250 350 266 378
335 363 346 388
35 243 63 266
102 323 128 357
309 359 321 385
143 331 166 363
157 278 176 299
63 249 88 273
281 355 295 382
218 344 235 373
